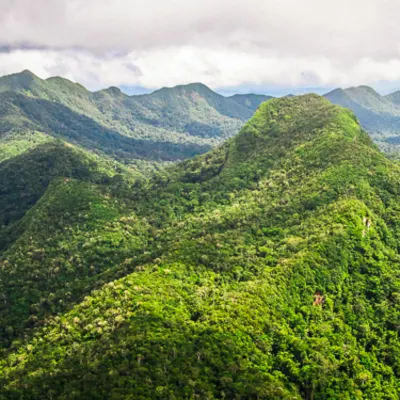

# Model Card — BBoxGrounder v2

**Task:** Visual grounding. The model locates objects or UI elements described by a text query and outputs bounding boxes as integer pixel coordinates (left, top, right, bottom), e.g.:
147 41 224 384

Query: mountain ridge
324 84 400 154
0 70 256 163
228 93 274 111
6 69 400 157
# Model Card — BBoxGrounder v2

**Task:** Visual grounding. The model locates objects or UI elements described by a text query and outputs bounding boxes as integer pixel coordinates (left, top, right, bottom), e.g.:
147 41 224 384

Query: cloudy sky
1 0 400 95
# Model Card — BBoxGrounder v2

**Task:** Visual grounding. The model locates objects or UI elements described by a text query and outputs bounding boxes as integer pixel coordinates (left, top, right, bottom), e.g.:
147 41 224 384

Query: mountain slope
386 90 400 106
344 86 398 113
0 91 210 162
3 95 400 398
0 71 254 162
0 140 142 250
229 93 274 111
128 83 253 138
324 86 400 154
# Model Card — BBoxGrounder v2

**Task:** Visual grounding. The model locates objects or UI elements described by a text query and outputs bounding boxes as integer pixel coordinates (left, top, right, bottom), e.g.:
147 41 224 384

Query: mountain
0 71 256 258
0 138 144 251
229 93 274 111
385 90 400 106
2 95 400 398
0 71 253 163
0 91 212 162
324 85 400 154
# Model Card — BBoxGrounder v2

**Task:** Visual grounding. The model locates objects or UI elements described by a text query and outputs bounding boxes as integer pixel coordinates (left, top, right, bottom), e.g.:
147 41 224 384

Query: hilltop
2 95 400 398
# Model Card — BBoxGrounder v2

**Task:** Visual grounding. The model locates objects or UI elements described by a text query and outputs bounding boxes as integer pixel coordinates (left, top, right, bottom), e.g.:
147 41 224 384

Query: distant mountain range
3 70 400 161
0 70 261 164
323 85 400 154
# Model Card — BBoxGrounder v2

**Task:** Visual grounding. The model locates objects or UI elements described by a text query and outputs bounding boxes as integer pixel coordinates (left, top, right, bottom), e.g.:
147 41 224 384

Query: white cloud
0 0 400 91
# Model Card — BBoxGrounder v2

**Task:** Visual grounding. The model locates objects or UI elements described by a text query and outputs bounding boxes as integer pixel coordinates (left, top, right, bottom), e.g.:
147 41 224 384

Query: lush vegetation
2 95 400 398
0 71 253 162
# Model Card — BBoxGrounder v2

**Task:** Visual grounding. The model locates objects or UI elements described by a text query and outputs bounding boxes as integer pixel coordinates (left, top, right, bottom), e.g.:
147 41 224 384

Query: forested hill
0 70 254 162
2 95 400 398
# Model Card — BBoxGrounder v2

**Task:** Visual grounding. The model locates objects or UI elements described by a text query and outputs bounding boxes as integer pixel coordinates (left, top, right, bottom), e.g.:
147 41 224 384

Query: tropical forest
2 63 400 399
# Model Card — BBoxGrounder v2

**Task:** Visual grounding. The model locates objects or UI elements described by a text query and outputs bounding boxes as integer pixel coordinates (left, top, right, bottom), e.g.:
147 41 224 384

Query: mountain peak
144 82 253 120
344 85 384 102
0 69 43 94
324 88 353 103
94 86 127 98
153 82 213 96
4 69 40 82
184 82 212 91
224 94 366 169
12 69 41 82
324 87 345 95
20 69 37 77
106 86 124 95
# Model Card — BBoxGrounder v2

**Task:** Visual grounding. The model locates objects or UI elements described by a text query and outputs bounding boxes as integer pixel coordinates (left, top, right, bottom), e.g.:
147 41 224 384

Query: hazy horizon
4 68 400 98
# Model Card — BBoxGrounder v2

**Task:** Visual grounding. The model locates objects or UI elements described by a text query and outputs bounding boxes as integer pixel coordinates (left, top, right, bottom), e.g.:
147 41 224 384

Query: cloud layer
1 0 400 92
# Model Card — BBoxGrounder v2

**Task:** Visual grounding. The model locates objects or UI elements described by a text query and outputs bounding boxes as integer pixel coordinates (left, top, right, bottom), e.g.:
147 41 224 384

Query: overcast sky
1 0 400 94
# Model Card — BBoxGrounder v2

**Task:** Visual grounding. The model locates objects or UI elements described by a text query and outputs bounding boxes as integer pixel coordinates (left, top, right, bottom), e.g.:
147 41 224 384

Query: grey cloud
0 0 399 61
0 0 400 91
124 63 143 76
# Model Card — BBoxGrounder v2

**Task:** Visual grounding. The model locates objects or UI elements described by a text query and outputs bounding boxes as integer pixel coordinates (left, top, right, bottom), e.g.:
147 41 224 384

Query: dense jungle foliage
2 94 400 399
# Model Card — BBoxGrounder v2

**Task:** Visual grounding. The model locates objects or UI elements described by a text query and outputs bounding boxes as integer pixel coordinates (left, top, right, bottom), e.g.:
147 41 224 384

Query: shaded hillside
229 93 274 111
0 70 95 117
0 71 254 162
0 140 142 251
2 95 400 398
128 83 253 138
0 91 210 162
0 141 123 227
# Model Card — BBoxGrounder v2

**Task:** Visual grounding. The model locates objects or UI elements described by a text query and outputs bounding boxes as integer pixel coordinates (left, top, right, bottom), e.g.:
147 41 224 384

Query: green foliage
0 139 143 251
0 91 211 162
0 141 130 227
0 131 51 163
0 71 253 162
2 95 400 398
